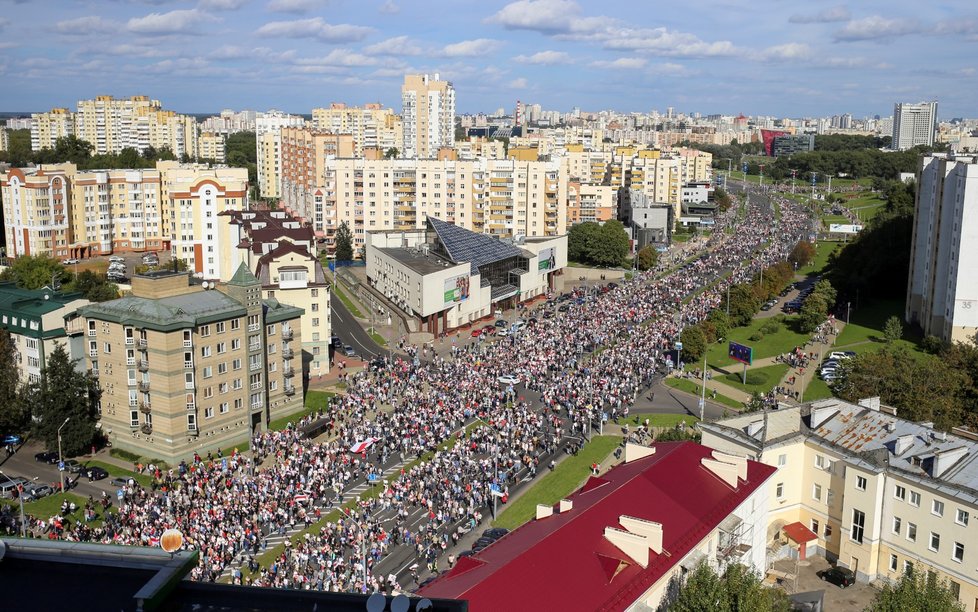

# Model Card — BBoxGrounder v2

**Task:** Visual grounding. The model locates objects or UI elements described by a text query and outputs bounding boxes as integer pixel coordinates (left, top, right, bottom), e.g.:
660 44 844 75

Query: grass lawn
672 233 693 243
624 413 699 428
803 378 835 402
305 390 335 410
706 316 809 368
369 331 387 346
493 435 620 531
664 377 743 410
2 492 116 526
720 363 790 395
800 242 840 276
822 214 850 226
267 393 334 432
82 460 153 488
834 299 922 348
332 284 363 318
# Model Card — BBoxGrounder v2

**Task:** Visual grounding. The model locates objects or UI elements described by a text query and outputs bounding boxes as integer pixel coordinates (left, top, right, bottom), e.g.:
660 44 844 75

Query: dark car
558 304 570 313
2 434 23 445
85 466 109 481
331 336 342 348
494 319 508 328
818 566 855 588
369 357 387 371
471 537 494 552
607 282 618 289
34 451 59 463
111 476 134 488
482 527 509 540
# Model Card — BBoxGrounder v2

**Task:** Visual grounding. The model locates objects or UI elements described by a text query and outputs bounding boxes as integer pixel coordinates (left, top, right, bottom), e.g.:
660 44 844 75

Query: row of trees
797 279 837 333
0 132 189 169
567 220 630 267
0 255 119 302
742 146 934 183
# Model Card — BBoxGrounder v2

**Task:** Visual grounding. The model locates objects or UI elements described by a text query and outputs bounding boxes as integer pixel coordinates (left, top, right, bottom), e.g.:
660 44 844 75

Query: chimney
624 443 656 463
559 499 573 513
618 516 663 554
746 419 764 438
701 450 748 488
894 434 914 455
858 397 881 412
603 527 649 568
933 447 969 478
810 406 839 430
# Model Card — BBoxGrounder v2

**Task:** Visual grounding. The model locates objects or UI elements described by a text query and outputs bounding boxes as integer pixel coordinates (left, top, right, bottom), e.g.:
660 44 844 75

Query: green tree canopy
0 331 27 434
867 565 964 612
798 293 828 333
568 222 601 263
0 255 67 290
591 220 630 267
727 284 762 327
66 269 119 302
667 562 790 612
788 241 816 269
636 245 658 271
883 316 904 343
335 221 354 261
679 325 708 363
28 343 101 456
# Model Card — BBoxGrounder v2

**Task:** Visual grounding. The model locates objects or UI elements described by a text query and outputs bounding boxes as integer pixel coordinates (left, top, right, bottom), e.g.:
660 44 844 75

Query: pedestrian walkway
775 320 846 404
668 372 753 404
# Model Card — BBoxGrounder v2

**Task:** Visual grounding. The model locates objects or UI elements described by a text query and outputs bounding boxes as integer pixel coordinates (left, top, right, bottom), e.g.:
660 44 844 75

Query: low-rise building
78 266 303 463
701 398 978 608
0 283 90 383
366 216 566 334
619 188 673 249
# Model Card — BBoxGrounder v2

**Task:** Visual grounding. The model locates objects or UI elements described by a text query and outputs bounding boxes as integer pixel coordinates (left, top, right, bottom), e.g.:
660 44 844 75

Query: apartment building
893 102 938 150
453 137 505 161
0 127 10 152
0 161 248 261
297 158 568 256
200 109 257 135
78 267 303 464
701 399 978 610
906 153 978 344
401 74 456 159
0 283 90 383
311 103 402 156
566 182 615 225
30 107 74 151
255 109 306 200
198 132 227 163
216 208 331 378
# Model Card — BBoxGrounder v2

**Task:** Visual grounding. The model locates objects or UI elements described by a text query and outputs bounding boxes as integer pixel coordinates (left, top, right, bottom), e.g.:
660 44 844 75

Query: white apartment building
401 74 456 159
200 109 257 135
892 102 938 151
311 104 402 157
30 108 74 151
906 153 978 344
702 399 978 610
255 110 306 200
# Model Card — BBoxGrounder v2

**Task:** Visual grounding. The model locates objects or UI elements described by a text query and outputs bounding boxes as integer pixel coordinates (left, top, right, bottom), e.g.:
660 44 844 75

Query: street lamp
477 417 502 519
57 417 70 494
346 506 369 591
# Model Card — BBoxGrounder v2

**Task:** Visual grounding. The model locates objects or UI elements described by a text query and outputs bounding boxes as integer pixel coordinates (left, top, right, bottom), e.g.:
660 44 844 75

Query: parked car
470 328 483 338
111 476 133 488
63 459 83 474
0 477 29 499
558 304 570 313
1 434 22 445
471 537 495 552
62 258 79 265
828 351 853 361
22 483 54 501
481 325 496 336
482 527 509 540
108 256 125 263
498 374 520 386
342 345 356 357
330 336 342 348
494 319 508 328
34 451 59 463
497 328 510 337
818 566 855 588
760 302 774 311
85 466 109 481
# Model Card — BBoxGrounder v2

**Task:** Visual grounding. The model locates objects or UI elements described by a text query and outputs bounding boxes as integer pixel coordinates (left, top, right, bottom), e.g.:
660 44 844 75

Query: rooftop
427 216 530 275
418 441 775 611
0 282 86 317
379 247 460 276
79 290 246 331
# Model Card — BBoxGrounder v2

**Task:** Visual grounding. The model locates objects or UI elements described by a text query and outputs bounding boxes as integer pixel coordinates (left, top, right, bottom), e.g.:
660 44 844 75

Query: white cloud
590 57 646 70
199 0 249 9
934 18 978 42
441 38 502 57
210 45 296 62
486 0 609 34
513 50 570 64
603 27 740 58
370 67 408 78
55 16 120 35
646 62 689 76
834 16 920 42
84 43 179 58
378 0 399 14
756 43 813 62
294 48 381 67
266 0 323 14
127 9 217 35
363 36 422 56
788 5 850 24
256 17 373 42
508 77 528 89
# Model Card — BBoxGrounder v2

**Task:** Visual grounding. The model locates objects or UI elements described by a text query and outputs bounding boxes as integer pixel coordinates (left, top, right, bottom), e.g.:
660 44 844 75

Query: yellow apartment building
311 103 402 156
30 107 75 151
255 110 306 200
198 132 227 163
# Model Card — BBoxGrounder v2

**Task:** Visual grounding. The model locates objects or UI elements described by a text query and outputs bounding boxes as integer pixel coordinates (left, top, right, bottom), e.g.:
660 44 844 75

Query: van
0 476 28 499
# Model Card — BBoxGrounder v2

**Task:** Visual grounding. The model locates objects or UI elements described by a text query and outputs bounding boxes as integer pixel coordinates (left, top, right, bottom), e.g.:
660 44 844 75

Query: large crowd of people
0 186 814 594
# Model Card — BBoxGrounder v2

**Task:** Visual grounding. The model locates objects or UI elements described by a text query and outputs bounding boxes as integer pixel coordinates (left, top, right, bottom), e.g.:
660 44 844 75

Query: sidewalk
775 320 846 404
670 372 753 404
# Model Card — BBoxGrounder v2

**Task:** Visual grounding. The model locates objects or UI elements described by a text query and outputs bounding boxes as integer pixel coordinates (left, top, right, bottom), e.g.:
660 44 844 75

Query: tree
679 325 708 363
788 241 816 269
867 565 964 612
667 562 790 612
708 309 730 340
636 245 657 271
883 316 904 343
0 331 27 434
744 392 766 413
568 222 601 263
335 222 354 261
714 187 733 212
0 255 67 290
53 135 94 164
798 293 828 333
727 284 761 327
28 343 101 456
590 220 630 267
384 147 399 159
66 269 119 302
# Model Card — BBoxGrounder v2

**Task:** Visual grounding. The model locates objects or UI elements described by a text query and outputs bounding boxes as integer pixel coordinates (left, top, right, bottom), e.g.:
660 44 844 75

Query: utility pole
57 417 70 494
790 169 797 194
699 353 707 421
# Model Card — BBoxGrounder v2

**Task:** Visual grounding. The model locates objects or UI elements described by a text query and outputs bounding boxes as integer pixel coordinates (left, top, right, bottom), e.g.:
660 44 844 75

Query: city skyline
0 1 975 118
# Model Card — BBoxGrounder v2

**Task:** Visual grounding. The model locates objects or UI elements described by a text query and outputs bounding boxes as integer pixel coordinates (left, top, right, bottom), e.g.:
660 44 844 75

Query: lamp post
0 469 26 537
477 417 502 518
57 417 70 494
347 506 369 591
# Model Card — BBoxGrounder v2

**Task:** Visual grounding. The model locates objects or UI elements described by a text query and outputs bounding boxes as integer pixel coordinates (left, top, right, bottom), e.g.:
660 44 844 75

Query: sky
0 0 975 118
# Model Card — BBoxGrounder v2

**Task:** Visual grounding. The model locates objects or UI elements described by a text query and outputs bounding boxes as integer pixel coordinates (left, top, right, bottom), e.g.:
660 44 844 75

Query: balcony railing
186 402 196 411
284 386 296 396
137 359 149 372
188 423 198 434
184 361 194 369
283 368 295 378
282 348 294 359
137 338 148 348
125 337 135 346
183 339 193 348
137 381 150 393
140 423 153 434
139 402 151 414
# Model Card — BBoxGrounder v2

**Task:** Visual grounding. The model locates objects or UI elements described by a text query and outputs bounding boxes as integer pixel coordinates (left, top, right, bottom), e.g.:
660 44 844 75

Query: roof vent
810 406 839 429
603 527 649 568
894 434 914 455
701 450 748 487
559 499 573 513
858 396 881 411
746 419 764 438
934 447 969 478
536 504 553 520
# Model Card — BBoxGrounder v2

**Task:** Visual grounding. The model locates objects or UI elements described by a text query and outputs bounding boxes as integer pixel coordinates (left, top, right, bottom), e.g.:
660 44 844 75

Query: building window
955 509 969 526
776 482 784 499
953 542 964 563
187 414 197 431
851 509 865 544
200 325 211 337
204 406 214 419
217 342 226 354
909 491 920 507
907 522 917 542
929 532 940 552
312 317 319 327
889 554 898 572
201 345 211 358
233 358 241 370
777 454 786 467
203 366 212 379
893 516 902 535
220 402 229 414
904 560 913 573
815 454 828 469
932 500 944 517
232 338 241 351
216 321 225 333
130 410 139 427
812 483 822 502
231 318 240 330
103 342 112 354
218 362 227 374
811 519 820 535
856 476 867 491
824 523 832 538
894 485 906 501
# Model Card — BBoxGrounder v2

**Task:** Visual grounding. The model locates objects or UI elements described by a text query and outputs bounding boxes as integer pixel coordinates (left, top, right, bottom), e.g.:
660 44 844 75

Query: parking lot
0 440 127 501
770 555 879 609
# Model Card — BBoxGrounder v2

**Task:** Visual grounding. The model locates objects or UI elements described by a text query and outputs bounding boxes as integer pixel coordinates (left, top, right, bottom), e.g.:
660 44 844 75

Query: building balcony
137 381 150 393
137 338 148 348
282 347 294 359
187 423 198 434
284 385 296 396
184 360 194 369
140 423 153 435
186 402 196 411
139 402 151 414
281 329 294 341
283 367 295 378
183 339 192 348
137 359 149 372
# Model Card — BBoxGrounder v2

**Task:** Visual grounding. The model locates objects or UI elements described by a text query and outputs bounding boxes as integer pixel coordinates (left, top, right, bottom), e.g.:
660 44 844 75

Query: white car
498 374 520 386
109 256 125 263
62 258 79 265
828 351 853 361
497 328 510 337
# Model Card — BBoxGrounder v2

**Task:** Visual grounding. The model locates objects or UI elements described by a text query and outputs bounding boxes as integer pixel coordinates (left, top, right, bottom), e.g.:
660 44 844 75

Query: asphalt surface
0 444 126 499
331 289 387 361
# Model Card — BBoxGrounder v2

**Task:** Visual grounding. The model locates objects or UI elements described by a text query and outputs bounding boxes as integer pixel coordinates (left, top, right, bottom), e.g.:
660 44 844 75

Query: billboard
829 224 863 234
728 341 753 365
538 247 556 271
443 274 470 307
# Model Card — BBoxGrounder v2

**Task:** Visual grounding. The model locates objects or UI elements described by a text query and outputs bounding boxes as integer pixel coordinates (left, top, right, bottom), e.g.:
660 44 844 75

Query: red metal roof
418 442 776 611
782 521 818 545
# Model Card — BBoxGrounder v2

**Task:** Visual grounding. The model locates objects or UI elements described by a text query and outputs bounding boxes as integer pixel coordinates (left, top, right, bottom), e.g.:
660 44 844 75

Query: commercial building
366 216 566 334
772 134 815 157
619 188 673 249
419 441 775 611
311 103 402 157
401 74 456 159
0 283 90 383
701 398 978 609
906 153 978 344
892 102 938 151
0 161 248 269
79 267 303 464
255 110 306 200
217 208 332 378
298 157 567 257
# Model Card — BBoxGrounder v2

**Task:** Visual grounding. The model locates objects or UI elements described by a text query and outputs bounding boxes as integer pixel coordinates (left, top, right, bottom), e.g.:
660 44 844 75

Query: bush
749 332 764 342
110 448 141 462
759 319 782 335
921 335 945 354
744 372 767 386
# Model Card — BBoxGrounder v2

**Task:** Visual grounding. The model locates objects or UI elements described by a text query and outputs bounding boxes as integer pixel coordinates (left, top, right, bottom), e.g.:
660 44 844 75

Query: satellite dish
391 594 409 612
366 592 386 612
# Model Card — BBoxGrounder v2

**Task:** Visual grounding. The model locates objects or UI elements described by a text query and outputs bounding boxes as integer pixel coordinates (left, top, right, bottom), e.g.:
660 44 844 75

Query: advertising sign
728 341 753 366
538 247 556 271
443 274 470 307
828 224 863 234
